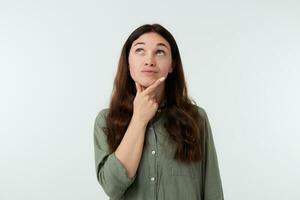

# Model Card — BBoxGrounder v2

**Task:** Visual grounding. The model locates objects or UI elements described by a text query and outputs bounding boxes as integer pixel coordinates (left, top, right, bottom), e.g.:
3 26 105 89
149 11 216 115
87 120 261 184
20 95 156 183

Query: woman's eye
157 50 166 55
135 48 144 53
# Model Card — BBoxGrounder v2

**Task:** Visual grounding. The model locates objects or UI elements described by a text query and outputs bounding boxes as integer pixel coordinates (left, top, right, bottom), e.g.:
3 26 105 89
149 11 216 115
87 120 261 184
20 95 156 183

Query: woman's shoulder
95 108 110 124
192 104 208 120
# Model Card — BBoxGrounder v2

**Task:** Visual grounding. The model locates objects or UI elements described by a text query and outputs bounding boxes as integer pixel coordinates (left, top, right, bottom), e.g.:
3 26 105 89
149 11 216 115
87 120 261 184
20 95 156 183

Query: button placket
149 123 158 187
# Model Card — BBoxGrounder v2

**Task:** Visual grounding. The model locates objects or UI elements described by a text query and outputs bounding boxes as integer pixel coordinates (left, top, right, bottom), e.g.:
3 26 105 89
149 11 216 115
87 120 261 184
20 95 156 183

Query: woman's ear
168 66 174 73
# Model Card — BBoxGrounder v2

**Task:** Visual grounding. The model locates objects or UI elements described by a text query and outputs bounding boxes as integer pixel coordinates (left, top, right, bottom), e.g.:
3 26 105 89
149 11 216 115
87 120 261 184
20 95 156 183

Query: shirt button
151 150 156 155
150 177 155 181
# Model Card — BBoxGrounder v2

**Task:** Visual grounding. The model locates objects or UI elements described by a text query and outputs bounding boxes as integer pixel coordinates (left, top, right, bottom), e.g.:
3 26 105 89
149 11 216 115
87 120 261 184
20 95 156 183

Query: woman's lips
141 71 157 76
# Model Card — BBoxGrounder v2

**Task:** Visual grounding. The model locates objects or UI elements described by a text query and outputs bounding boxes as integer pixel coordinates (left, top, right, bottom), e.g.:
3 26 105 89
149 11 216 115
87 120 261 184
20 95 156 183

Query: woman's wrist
131 113 148 129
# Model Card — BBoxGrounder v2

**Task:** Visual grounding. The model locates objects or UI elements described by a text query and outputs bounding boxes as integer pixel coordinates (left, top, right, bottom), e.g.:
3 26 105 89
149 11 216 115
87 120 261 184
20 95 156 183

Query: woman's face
128 32 173 88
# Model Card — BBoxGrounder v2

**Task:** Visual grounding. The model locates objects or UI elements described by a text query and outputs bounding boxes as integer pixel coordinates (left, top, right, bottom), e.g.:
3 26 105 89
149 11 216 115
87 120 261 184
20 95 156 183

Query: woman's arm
94 109 147 199
114 114 147 178
94 78 164 199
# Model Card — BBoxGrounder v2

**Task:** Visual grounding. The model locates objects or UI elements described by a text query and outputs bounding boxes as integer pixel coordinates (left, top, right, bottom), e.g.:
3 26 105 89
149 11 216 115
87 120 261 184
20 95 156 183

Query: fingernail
159 77 165 82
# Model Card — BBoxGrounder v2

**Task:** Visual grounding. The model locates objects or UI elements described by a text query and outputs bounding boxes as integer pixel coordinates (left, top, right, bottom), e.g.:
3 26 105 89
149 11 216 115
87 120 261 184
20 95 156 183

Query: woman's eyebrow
133 42 169 49
157 43 169 50
133 42 145 46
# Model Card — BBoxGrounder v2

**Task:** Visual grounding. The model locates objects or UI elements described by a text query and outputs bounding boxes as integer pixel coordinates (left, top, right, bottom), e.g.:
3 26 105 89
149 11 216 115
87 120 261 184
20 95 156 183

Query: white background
1 0 299 199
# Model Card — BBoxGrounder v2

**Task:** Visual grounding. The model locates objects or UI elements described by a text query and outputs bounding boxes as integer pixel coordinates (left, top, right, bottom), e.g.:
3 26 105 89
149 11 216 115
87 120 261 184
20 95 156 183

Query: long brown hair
103 23 205 163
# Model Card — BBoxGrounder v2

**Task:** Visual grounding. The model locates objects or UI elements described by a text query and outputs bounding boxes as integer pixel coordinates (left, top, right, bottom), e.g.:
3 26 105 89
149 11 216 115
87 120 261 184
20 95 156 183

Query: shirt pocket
167 158 200 179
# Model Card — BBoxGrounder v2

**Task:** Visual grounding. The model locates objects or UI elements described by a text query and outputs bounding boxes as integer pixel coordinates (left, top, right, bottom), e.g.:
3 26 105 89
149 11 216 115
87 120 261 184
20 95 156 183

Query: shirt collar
149 99 167 125
158 99 167 110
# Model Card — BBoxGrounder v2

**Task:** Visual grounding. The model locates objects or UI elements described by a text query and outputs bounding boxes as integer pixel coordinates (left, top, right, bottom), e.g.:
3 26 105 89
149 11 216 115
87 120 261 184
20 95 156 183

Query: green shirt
93 104 224 200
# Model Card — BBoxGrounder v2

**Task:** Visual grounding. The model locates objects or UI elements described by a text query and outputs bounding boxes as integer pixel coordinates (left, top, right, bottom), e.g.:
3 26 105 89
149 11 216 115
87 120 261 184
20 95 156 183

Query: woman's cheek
161 69 171 78
129 69 137 82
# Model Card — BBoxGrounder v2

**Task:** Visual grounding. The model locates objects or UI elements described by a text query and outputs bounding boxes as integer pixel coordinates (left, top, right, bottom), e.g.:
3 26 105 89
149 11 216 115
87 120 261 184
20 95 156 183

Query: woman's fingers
143 76 165 95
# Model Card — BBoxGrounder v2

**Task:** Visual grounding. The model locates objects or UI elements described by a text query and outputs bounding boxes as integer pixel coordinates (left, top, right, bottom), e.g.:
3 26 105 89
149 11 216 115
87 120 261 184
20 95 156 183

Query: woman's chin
139 80 153 88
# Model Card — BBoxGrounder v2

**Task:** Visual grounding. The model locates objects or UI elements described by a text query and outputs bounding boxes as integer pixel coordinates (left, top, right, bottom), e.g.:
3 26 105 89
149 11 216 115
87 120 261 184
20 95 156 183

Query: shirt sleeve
201 108 224 200
93 109 136 199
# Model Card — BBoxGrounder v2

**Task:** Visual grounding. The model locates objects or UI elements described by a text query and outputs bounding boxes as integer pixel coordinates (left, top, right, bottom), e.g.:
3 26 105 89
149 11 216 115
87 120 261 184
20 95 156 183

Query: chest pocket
167 158 200 179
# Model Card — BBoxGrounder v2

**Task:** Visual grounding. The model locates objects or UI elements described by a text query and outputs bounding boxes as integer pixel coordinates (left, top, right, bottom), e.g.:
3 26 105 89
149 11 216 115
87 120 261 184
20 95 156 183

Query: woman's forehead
132 32 170 49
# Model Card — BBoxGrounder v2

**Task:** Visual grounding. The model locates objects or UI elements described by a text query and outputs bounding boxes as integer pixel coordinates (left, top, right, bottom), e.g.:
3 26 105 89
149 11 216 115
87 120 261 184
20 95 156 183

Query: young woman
93 23 224 200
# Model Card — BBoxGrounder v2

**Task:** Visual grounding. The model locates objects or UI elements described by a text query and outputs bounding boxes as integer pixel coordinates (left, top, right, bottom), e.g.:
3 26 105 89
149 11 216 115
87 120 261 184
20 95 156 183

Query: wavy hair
103 23 205 163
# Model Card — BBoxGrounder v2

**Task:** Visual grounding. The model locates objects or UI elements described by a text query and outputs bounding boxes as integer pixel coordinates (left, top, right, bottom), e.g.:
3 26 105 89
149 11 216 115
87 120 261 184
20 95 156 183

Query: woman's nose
144 54 156 66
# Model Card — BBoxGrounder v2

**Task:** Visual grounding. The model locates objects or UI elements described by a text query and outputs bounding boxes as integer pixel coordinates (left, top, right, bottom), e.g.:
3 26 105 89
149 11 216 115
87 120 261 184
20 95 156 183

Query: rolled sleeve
94 109 136 199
